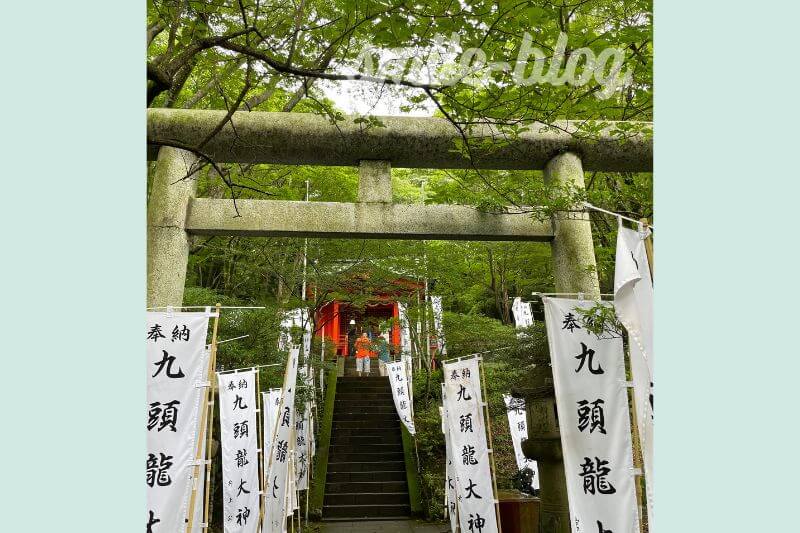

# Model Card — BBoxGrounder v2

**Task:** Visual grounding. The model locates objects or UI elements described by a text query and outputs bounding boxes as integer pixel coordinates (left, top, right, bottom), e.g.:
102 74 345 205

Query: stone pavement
320 520 449 533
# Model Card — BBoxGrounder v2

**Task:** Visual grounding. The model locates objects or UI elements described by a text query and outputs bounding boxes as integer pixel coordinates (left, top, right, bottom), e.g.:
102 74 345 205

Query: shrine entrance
147 108 652 528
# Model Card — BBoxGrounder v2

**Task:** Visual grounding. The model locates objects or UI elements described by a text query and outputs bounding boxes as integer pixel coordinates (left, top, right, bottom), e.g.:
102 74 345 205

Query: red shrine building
313 276 429 357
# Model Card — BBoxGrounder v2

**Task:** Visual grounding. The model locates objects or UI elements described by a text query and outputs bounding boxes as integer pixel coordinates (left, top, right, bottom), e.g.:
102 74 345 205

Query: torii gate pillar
545 152 601 297
147 147 198 308
524 151 600 533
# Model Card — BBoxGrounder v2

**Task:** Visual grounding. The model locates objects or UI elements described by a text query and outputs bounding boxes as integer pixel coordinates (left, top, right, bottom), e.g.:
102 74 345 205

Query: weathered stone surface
521 151 602 533
358 160 392 203
147 147 198 307
147 109 652 172
185 198 554 241
544 152 601 298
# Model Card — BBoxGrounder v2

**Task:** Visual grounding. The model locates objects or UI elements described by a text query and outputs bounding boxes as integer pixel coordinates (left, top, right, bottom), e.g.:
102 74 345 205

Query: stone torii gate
146 108 652 532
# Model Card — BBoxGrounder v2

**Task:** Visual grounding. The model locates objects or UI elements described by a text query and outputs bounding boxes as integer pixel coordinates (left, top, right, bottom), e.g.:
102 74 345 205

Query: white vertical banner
290 452 299 512
614 222 654 521
286 444 298 517
442 357 498 533
146 311 210 533
263 347 300 533
277 312 293 352
543 297 639 533
295 368 310 491
308 398 316 460
302 331 312 362
431 296 447 356
398 302 413 356
386 360 416 435
295 405 310 491
441 387 460 533
502 395 539 491
310 408 316 460
305 371 316 463
402 352 414 405
218 369 261 533
279 309 311 352
511 297 534 329
262 388 282 484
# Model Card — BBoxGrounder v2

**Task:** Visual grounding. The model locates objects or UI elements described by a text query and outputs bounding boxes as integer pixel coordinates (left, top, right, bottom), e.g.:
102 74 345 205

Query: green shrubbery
408 312 549 520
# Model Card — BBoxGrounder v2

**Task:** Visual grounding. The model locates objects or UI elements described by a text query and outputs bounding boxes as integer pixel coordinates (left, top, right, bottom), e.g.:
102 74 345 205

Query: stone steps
329 427 400 437
326 480 408 493
325 492 410 506
330 451 405 463
331 420 400 429
337 386 395 393
341 357 380 378
326 470 407 483
327 460 407 473
333 412 400 422
335 393 394 401
323 373 409 521
322 504 412 519
334 401 396 410
330 443 403 454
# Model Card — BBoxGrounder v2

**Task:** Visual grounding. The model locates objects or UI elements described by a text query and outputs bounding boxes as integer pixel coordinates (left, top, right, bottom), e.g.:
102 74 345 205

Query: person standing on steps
354 332 372 376
375 332 391 376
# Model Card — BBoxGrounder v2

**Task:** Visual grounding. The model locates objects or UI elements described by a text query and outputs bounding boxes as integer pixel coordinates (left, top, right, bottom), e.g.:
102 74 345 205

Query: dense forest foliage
147 0 652 525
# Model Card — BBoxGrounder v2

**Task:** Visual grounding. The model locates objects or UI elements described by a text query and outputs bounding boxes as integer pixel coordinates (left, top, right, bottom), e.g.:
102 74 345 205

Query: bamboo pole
289 428 297 533
305 405 311 523
257 388 268 531
255 368 265 531
640 217 654 280
200 356 217 529
622 330 648 533
263 348 296 533
478 357 502 533
638 216 653 532
628 386 648 533
187 303 221 532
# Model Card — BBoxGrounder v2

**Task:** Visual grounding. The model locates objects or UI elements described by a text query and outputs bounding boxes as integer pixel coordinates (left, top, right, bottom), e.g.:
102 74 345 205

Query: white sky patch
316 40 461 116
319 79 435 116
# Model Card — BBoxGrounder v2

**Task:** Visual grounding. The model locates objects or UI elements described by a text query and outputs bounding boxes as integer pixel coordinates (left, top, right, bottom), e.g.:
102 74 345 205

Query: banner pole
305 406 311 523
257 389 268 533
265 347 296 533
478 357 502 533
289 448 296 533
640 215 653 533
640 217 654 280
620 326 648 533
255 368 265 531
200 355 218 529
628 386 648 533
187 303 221 533
289 420 296 533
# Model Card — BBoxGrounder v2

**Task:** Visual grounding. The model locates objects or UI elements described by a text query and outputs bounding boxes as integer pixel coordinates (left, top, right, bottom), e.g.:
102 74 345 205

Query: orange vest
354 337 371 358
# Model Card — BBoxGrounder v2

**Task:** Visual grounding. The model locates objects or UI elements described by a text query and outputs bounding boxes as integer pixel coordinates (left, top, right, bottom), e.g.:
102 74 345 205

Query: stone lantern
514 362 570 533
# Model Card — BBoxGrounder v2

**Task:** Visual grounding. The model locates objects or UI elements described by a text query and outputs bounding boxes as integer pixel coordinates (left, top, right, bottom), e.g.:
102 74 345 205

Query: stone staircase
323 358 410 520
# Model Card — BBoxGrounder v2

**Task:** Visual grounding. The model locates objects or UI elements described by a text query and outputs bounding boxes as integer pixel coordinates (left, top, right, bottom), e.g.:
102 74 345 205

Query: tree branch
147 22 166 47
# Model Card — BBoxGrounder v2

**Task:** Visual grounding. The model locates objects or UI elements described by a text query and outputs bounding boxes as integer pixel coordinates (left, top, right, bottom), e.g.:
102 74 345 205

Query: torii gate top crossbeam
147 109 652 172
